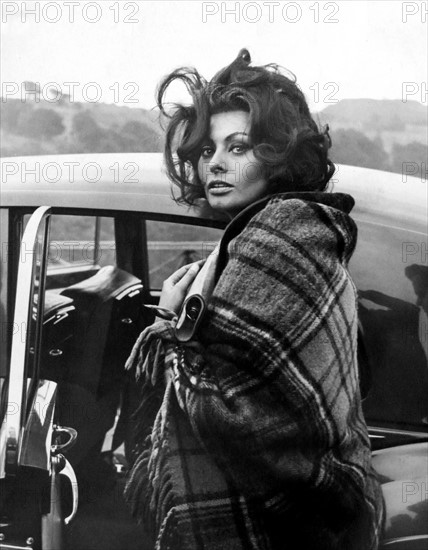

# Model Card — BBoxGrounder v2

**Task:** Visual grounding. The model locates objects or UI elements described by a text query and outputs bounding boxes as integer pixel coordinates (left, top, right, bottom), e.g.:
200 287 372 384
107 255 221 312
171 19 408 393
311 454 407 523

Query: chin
207 196 230 211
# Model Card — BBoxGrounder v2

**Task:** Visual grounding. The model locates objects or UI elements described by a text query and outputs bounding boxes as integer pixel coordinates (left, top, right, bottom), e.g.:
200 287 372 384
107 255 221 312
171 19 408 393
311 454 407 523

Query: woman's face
197 110 270 217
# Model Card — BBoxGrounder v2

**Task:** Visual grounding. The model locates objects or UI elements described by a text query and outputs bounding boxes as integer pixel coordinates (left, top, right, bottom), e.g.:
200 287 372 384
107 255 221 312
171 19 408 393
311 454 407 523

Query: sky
1 0 427 112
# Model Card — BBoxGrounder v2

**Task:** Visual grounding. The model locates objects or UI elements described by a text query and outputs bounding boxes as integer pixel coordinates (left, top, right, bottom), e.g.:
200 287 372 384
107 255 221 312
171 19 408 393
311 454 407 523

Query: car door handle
54 455 79 525
51 425 77 455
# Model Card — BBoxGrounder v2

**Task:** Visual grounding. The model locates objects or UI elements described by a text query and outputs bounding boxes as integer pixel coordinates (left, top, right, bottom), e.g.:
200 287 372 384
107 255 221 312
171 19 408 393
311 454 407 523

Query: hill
318 98 427 151
1 89 426 179
317 99 427 175
0 90 165 157
319 98 427 130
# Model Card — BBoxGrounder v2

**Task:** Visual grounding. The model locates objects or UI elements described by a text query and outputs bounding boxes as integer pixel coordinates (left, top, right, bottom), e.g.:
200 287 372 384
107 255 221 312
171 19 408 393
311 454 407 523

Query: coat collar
215 191 355 282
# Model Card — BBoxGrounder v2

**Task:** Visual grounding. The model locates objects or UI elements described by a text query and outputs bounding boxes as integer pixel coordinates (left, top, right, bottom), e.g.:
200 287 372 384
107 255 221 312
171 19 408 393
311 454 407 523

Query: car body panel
0 153 223 221
1 153 427 549
1 154 426 226
373 443 428 546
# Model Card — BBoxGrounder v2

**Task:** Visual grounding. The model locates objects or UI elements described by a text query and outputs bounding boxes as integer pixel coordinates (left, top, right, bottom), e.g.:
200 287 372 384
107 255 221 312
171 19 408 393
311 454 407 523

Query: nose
210 162 226 174
209 150 226 174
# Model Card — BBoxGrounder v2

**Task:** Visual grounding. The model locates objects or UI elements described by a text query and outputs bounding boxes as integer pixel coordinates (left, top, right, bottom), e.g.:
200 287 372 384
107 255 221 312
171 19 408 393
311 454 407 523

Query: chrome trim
44 305 74 326
51 426 77 455
19 380 57 471
382 534 428 546
0 544 33 550
370 426 428 441
61 458 78 525
115 283 143 301
0 208 10 376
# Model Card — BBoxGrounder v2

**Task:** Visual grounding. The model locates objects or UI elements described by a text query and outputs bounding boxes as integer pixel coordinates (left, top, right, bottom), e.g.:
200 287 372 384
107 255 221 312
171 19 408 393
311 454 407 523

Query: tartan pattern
124 193 385 549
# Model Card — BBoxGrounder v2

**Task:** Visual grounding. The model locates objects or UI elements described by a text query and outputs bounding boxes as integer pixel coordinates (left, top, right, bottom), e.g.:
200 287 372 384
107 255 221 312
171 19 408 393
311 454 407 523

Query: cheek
197 159 208 183
240 160 265 186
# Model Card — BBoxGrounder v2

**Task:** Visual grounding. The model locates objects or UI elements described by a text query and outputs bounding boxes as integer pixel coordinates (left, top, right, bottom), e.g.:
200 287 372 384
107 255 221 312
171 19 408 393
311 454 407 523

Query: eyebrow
205 132 249 144
225 132 249 142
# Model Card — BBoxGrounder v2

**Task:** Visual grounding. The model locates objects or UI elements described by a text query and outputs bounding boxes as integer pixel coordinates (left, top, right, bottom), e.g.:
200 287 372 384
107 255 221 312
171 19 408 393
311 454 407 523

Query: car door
0 206 77 550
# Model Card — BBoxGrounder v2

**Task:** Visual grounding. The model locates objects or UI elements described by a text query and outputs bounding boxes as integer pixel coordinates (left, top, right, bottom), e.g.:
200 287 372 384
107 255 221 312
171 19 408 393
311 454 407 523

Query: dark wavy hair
156 48 335 206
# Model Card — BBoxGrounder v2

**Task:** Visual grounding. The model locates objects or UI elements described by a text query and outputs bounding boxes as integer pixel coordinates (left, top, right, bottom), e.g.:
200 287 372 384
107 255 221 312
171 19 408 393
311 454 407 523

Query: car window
22 213 116 292
350 217 428 433
23 213 116 274
47 215 115 270
146 220 223 290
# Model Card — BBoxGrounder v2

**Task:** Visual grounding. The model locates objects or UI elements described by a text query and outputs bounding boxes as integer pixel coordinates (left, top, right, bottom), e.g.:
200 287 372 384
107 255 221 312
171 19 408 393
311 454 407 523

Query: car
0 153 427 550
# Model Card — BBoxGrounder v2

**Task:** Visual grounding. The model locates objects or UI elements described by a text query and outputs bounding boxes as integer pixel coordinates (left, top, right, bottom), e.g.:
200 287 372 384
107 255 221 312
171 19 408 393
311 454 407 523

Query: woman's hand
158 260 204 315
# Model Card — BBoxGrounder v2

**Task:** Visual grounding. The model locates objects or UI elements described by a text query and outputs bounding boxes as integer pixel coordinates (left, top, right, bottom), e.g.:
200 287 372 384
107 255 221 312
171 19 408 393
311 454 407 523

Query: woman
125 49 385 550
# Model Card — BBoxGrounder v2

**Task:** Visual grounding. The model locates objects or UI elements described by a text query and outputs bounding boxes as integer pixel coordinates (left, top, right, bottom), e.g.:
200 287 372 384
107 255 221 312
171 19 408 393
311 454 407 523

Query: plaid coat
125 192 385 550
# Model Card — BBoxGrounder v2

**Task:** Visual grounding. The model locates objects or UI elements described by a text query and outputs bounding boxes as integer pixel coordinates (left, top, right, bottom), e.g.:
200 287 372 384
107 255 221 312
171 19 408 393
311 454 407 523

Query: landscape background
1 83 426 179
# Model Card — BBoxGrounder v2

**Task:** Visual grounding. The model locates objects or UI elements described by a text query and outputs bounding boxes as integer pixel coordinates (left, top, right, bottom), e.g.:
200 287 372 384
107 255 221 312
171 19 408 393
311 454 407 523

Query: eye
230 143 249 154
200 146 214 158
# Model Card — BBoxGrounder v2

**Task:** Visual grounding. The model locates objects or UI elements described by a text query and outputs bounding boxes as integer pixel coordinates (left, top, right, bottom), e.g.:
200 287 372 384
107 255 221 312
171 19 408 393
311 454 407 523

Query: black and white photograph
0 1 427 549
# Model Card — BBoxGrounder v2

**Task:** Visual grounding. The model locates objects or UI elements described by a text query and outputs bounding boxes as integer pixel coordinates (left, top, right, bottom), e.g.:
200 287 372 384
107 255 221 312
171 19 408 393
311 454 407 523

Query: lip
207 180 234 191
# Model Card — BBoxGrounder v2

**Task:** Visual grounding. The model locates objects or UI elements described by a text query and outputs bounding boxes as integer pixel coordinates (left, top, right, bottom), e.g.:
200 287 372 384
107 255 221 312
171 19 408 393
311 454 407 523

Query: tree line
0 99 426 179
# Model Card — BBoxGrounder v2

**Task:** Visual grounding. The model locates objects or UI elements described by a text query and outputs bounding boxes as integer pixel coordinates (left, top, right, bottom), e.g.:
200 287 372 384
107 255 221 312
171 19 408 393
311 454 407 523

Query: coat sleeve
171 198 373 506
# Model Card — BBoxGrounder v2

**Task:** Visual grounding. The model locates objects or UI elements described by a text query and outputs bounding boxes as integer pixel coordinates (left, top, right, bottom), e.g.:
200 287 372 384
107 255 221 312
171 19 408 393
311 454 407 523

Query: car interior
1 209 225 549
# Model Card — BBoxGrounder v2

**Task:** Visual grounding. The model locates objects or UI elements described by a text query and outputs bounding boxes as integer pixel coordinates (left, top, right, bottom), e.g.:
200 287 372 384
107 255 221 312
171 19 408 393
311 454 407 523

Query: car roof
1 153 426 232
0 153 216 220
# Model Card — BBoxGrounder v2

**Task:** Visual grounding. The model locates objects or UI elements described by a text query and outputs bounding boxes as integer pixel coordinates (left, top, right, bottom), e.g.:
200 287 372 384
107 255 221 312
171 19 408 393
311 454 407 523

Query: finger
168 264 194 285
169 261 203 285
173 262 201 288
